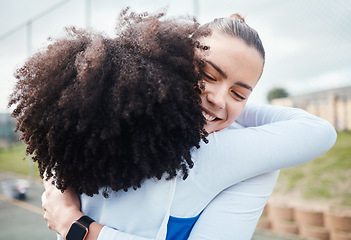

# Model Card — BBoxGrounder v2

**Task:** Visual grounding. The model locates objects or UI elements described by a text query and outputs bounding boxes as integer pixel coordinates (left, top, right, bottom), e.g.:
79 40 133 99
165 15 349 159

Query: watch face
66 222 88 240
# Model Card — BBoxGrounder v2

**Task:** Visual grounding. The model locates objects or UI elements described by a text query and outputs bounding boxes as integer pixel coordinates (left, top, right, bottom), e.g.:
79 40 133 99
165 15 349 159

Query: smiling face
198 31 264 133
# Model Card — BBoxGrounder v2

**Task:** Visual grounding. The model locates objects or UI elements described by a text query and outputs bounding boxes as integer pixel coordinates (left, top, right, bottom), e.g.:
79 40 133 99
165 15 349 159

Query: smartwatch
66 215 95 240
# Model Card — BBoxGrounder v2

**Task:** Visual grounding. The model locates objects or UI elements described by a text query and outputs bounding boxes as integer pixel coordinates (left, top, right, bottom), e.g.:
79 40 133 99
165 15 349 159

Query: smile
202 111 220 122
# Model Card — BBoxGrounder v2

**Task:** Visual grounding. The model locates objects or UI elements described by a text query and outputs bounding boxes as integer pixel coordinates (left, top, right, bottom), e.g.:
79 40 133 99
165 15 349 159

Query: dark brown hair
9 9 206 196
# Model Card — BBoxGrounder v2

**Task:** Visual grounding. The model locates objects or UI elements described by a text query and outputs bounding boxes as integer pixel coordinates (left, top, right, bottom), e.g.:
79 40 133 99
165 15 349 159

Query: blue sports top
166 214 201 240
56 104 336 240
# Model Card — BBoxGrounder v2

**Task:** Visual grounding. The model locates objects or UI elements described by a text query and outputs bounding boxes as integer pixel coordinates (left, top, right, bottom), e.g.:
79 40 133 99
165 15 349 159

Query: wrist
85 222 103 240
62 211 84 239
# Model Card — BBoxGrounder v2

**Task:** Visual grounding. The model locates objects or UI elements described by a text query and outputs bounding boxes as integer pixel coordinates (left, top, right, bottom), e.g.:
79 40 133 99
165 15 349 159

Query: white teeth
202 111 216 121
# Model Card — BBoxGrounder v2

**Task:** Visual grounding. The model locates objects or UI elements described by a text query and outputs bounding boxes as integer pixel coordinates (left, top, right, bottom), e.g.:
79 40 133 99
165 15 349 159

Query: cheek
226 102 246 123
199 94 206 107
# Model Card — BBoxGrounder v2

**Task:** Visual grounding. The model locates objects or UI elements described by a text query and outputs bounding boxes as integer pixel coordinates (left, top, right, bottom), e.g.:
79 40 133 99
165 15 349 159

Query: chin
204 125 219 134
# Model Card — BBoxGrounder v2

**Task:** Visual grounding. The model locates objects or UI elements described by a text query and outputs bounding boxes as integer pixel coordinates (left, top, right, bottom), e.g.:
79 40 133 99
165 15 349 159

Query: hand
41 179 83 238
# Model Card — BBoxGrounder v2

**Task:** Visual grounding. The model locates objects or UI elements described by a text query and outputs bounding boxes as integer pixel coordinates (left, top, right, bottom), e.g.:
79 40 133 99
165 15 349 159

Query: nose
206 86 226 109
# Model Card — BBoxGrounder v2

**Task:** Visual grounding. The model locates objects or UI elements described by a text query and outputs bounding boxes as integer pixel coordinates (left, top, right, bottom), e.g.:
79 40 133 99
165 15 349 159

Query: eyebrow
205 60 253 92
206 60 227 78
235 81 253 92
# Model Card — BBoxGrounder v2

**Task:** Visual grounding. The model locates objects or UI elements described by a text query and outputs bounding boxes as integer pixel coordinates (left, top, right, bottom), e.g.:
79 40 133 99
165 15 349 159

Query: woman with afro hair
10 9 207 197
12 9 336 240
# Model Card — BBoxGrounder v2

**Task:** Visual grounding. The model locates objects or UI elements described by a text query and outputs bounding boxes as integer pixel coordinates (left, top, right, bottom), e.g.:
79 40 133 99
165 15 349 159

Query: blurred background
0 0 350 239
1 0 351 113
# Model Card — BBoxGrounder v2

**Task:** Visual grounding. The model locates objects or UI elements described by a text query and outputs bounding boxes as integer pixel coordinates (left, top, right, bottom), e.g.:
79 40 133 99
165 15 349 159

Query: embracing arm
188 118 280 240
42 172 278 240
232 103 336 170
42 180 151 240
43 174 277 240
193 103 337 193
188 171 280 240
187 104 336 239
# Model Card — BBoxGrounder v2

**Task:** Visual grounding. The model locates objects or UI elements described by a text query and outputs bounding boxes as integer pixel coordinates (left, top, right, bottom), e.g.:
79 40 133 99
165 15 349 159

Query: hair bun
229 13 245 23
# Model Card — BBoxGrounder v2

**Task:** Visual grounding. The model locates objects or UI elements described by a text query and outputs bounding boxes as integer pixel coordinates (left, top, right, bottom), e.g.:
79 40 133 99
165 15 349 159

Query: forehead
199 31 264 88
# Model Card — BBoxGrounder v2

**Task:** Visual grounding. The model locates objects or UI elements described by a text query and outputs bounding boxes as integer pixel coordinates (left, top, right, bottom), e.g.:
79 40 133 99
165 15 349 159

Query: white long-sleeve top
59 104 336 240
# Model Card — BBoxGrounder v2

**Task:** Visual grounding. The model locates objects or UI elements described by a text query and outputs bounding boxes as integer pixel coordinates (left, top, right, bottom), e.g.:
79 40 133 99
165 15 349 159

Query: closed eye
232 91 246 101
202 72 216 82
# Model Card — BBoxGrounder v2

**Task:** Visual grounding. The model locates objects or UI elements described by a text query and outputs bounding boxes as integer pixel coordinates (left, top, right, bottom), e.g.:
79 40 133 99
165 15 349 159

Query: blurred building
271 86 351 131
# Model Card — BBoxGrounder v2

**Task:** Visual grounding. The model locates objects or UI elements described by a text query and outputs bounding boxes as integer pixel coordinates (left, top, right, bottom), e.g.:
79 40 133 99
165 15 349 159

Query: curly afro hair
9 9 207 196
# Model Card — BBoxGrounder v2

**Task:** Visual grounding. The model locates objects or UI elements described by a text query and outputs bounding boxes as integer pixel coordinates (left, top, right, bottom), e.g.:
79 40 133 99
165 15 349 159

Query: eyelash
202 72 216 82
232 91 246 101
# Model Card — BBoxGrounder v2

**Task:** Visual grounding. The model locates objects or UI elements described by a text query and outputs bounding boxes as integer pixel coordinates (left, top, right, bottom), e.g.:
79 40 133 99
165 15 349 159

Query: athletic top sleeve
187 120 280 240
187 104 337 196
188 171 280 240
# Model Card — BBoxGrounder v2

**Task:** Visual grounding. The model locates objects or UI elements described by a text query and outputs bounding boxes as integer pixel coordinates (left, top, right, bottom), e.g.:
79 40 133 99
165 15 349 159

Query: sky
1 0 350 113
